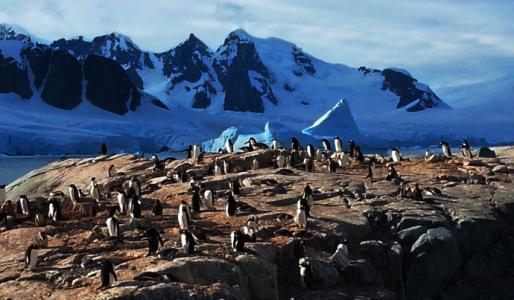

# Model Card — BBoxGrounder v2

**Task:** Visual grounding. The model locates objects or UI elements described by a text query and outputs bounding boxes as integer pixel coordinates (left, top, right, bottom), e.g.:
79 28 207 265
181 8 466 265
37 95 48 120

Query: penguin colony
0 137 484 294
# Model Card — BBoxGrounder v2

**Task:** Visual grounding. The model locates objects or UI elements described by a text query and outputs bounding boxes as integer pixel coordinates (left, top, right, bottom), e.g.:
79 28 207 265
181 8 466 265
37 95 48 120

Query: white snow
302 99 361 139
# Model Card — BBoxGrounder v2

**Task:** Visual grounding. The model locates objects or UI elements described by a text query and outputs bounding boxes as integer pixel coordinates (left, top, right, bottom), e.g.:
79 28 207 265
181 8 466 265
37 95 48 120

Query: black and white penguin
291 137 300 151
302 184 313 209
117 191 127 215
128 176 141 198
231 230 245 252
334 136 343 153
460 140 472 158
251 158 259 170
100 143 108 156
36 231 48 248
440 141 452 158
203 189 215 210
321 139 332 152
99 260 117 289
108 164 117 177
214 161 223 176
152 155 164 172
106 207 120 238
330 241 350 270
153 199 163 217
299 258 314 288
348 140 356 157
296 200 308 228
192 144 202 160
223 160 230 175
185 145 193 159
178 201 191 230
271 138 280 150
69 184 80 206
226 193 237 217
18 195 30 215
306 144 315 159
246 137 269 150
191 188 201 213
276 152 286 168
365 161 374 179
226 138 234 153
391 148 401 163
90 177 100 202
327 158 337 173
413 183 423 201
229 180 241 196
354 144 364 162
144 228 164 256
386 165 399 181
34 209 46 227
180 229 196 254
303 157 314 172
243 216 258 241
25 243 39 270
129 196 142 219
48 199 62 222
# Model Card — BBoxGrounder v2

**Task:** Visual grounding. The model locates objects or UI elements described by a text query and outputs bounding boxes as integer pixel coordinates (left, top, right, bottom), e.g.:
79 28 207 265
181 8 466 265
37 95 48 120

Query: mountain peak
227 28 252 41
0 23 37 43
95 32 140 51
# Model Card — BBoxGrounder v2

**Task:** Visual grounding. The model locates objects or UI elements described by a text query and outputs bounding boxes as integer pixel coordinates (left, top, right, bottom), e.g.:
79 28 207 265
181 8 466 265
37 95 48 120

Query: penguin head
298 257 309 267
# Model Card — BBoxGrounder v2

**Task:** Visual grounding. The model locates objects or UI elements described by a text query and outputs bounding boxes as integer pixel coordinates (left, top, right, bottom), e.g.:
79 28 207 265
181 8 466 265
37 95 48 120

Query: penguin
276 152 286 168
303 158 314 172
327 158 337 173
251 158 259 171
184 145 193 159
99 260 117 289
226 193 237 217
460 140 472 158
144 228 164 256
91 200 100 217
180 229 196 254
386 165 399 181
338 152 349 167
226 138 234 153
315 149 323 162
302 184 313 209
271 138 280 150
299 258 314 288
25 243 39 270
178 201 191 230
391 148 401 163
108 164 117 177
229 180 241 196
203 189 215 210
246 137 269 150
413 184 423 201
34 209 46 227
365 162 374 179
243 216 258 239
191 188 201 213
90 178 100 202
348 140 356 157
330 241 350 270
440 141 452 158
354 144 364 162
291 137 300 151
334 136 343 153
19 195 30 215
321 138 332 152
231 230 245 252
36 231 48 248
152 155 164 172
128 177 141 198
48 199 61 222
106 208 120 238
296 204 307 228
152 199 163 217
192 144 202 160
100 143 108 156
69 184 80 206
306 144 315 159
214 162 223 176
129 196 141 219
117 191 127 215
223 160 230 175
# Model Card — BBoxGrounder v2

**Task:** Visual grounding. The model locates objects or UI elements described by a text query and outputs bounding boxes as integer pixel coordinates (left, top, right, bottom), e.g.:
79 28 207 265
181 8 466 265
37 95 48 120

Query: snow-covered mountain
1 23 511 155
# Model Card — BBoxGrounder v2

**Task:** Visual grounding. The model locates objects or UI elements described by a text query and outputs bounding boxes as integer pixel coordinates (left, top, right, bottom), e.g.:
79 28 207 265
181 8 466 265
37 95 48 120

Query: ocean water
0 156 65 185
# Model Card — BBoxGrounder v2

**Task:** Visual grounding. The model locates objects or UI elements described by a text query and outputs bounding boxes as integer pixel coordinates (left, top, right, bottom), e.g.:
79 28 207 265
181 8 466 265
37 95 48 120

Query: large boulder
405 227 460 299
235 255 278 300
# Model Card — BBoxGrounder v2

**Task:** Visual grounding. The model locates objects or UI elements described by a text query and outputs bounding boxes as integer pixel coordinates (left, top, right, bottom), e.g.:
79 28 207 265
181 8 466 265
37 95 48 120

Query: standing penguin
178 202 190 230
348 140 357 157
223 160 230 175
106 207 120 238
276 152 286 168
321 139 332 152
334 137 343 153
226 138 234 153
100 143 108 156
203 189 215 210
302 184 313 209
231 230 245 252
226 193 237 217
129 196 142 219
327 158 337 173
251 158 259 171
440 141 452 158
69 184 80 207
460 140 472 158
296 201 308 228
48 199 61 222
291 137 300 151
152 200 163 217
354 144 364 162
271 138 280 150
191 188 201 213
117 191 127 215
128 176 141 198
99 260 117 289
299 258 314 288
90 178 100 202
180 229 196 254
34 209 46 227
338 152 349 167
214 161 223 176
391 148 401 162
25 243 39 270
306 144 315 159
144 228 164 256
19 195 30 215
243 216 258 241
192 144 202 160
